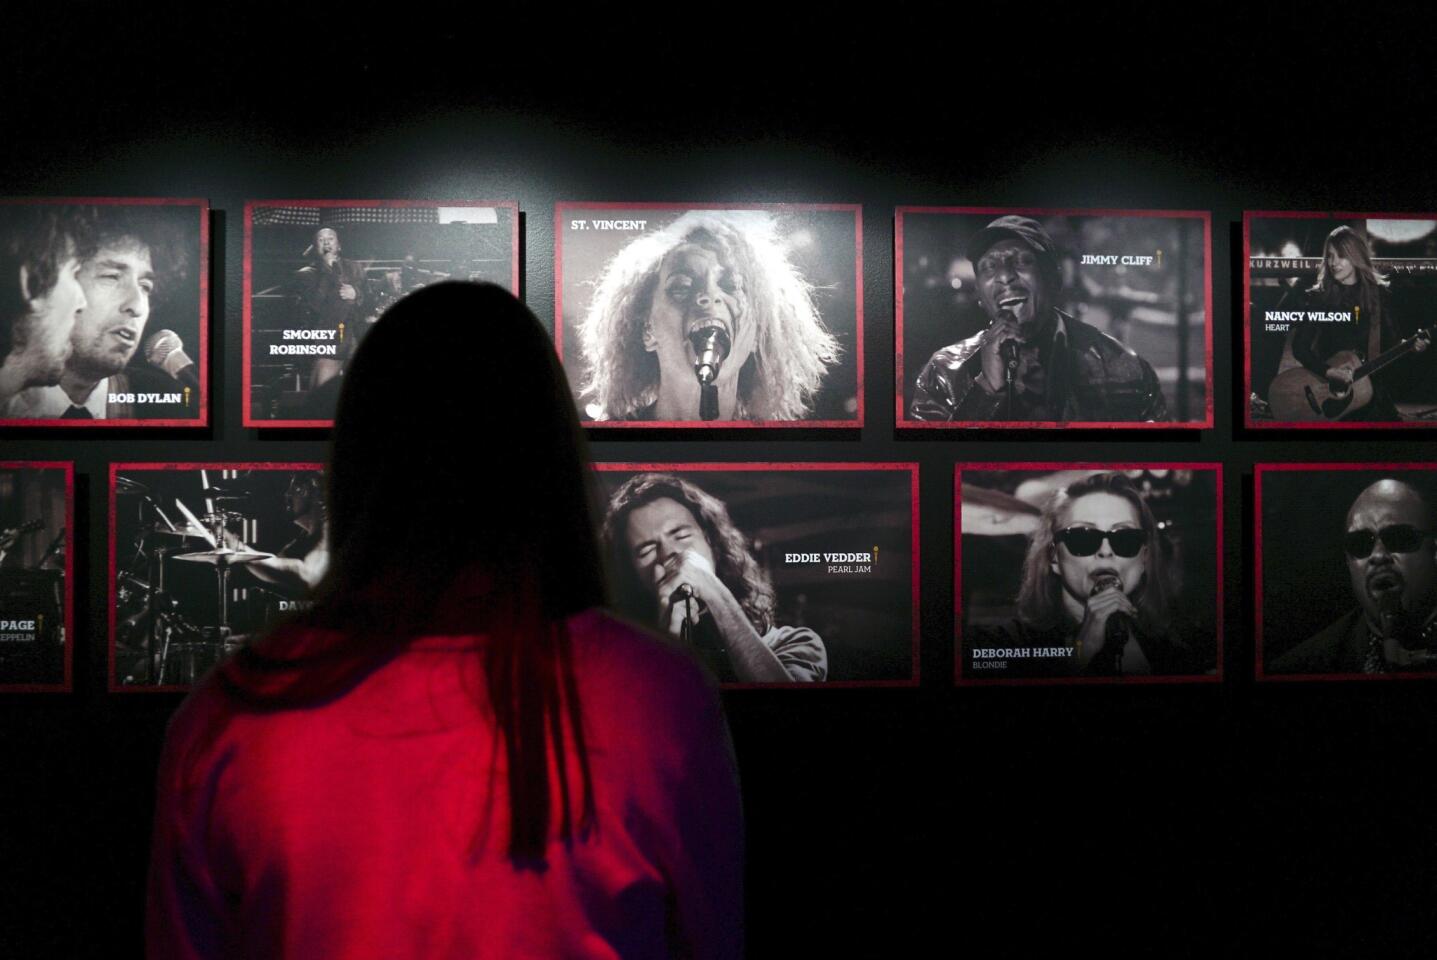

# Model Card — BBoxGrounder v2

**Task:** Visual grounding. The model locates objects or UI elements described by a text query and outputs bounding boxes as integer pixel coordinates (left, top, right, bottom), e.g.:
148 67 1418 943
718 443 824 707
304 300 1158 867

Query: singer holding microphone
4 206 191 420
1271 479 1437 675
909 215 1169 423
577 211 838 422
603 473 827 682
972 472 1193 678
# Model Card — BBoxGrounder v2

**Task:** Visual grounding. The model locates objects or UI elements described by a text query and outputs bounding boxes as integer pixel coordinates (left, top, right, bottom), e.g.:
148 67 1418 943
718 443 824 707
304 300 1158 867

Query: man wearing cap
909 215 1169 422
1269 478 1437 675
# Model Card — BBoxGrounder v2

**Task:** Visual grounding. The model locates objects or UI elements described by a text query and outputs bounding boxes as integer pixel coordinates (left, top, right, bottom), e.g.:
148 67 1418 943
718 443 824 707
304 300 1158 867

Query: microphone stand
1002 341 1018 420
997 310 1020 420
669 583 700 654
1106 615 1128 678
699 384 719 422
678 588 695 646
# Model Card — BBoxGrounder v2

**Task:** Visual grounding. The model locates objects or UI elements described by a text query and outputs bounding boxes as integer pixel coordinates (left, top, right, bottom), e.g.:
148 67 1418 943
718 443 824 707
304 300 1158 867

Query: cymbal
115 476 149 496
202 480 255 497
197 511 245 525
960 484 1042 537
173 547 274 566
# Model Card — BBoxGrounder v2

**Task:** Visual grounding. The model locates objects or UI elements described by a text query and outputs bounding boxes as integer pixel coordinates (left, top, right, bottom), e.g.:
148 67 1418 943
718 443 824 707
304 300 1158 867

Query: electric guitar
1268 326 1433 421
0 519 43 566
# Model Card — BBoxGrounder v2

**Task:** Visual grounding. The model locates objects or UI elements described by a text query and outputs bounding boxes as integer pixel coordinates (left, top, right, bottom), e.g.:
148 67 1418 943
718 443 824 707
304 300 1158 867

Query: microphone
144 330 199 390
996 307 1020 379
688 326 731 421
1090 574 1133 674
690 326 731 386
1000 338 1019 370
1377 591 1420 651
670 583 697 644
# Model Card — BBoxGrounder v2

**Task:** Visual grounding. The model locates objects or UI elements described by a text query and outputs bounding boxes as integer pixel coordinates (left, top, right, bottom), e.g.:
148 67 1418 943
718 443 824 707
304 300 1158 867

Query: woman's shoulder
570 608 711 680
568 608 722 715
154 665 255 794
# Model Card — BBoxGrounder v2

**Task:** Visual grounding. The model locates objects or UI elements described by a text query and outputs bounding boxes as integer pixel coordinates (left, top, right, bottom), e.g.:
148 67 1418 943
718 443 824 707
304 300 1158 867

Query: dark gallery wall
4 6 1437 955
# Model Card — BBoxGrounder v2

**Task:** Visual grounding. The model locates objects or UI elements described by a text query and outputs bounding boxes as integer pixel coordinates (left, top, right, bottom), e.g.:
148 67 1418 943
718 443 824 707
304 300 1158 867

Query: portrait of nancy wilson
574 210 842 423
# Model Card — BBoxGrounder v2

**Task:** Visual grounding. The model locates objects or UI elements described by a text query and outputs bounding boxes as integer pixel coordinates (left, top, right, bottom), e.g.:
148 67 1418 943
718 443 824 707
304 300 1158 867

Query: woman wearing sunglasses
979 472 1194 678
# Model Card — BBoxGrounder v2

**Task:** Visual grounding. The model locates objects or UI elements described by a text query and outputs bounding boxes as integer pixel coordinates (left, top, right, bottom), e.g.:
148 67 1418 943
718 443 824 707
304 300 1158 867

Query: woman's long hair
1015 472 1172 635
1310 225 1389 333
222 282 605 863
577 210 839 420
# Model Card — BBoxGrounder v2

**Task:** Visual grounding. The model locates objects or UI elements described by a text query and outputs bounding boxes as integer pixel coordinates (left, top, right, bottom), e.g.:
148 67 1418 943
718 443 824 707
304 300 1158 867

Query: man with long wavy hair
603 473 827 682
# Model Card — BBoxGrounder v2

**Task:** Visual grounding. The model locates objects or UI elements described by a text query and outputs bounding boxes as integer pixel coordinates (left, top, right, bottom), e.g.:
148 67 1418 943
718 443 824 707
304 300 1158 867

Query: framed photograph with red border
0 463 72 691
896 207 1212 429
955 463 1223 685
556 203 863 427
1256 463 1437 680
0 198 208 427
593 463 916 686
1244 212 1437 428
109 463 325 692
243 199 519 428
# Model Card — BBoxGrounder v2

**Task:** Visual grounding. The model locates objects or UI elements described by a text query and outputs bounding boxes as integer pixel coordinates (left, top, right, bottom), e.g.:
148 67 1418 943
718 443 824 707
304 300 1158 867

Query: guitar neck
1354 328 1432 380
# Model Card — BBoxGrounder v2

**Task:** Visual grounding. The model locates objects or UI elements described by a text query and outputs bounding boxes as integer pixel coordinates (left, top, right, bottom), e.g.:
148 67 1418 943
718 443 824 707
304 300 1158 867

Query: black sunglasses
1343 524 1432 559
1055 526 1148 558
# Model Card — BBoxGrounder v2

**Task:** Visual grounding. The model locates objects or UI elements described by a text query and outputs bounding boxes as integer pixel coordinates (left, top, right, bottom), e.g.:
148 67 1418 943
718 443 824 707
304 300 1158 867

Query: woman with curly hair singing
577 211 839 422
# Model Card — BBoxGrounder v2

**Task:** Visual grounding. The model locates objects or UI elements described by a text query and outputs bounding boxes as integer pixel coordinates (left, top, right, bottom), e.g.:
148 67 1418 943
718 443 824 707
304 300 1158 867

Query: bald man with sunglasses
1272 479 1437 675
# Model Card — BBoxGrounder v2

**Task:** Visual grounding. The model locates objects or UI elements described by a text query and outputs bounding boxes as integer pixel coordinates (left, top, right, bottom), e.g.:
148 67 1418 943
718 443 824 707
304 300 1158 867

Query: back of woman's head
223 284 603 863
321 282 604 624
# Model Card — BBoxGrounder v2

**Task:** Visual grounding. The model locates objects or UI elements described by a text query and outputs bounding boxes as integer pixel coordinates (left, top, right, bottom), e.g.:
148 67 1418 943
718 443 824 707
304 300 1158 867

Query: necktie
60 406 93 420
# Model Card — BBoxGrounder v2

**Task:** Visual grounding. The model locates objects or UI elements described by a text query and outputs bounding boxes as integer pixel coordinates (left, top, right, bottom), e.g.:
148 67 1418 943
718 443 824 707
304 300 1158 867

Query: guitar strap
1366 307 1381 366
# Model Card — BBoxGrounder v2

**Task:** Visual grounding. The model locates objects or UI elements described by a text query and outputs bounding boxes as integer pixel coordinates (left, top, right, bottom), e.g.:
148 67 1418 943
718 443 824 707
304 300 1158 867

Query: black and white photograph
110 464 326 690
0 463 70 690
244 200 518 426
557 204 862 426
0 199 207 427
957 465 1222 684
594 464 916 684
1258 464 1437 679
897 208 1210 428
1245 214 1437 428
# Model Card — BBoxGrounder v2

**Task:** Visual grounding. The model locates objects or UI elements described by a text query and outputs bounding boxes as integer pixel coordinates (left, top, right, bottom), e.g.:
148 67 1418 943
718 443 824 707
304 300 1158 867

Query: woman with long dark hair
146 283 742 959
1291 225 1404 420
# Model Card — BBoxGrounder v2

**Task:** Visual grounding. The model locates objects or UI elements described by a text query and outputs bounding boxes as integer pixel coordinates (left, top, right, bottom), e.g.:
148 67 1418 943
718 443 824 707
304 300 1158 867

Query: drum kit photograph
114 474 275 687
